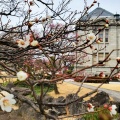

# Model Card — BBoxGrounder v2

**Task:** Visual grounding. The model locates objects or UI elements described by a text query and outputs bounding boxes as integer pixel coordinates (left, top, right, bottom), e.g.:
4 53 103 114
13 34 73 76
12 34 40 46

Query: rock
42 95 54 110
11 87 31 96
48 107 59 117
6 82 31 96
55 96 65 103
53 96 66 115
65 93 85 114
9 103 44 120
6 82 15 89
88 91 110 106
43 95 54 103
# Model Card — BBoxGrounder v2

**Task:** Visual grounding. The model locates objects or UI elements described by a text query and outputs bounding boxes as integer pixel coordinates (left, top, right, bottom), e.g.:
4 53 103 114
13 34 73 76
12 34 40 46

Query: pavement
65 80 120 102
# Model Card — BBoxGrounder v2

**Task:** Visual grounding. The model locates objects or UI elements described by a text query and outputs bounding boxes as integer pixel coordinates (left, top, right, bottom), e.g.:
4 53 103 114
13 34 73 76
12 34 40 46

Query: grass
33 83 54 94
16 82 54 95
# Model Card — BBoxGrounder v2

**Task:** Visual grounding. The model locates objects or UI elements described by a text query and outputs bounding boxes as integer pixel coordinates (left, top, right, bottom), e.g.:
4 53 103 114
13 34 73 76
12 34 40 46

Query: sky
69 0 120 14
2 0 120 26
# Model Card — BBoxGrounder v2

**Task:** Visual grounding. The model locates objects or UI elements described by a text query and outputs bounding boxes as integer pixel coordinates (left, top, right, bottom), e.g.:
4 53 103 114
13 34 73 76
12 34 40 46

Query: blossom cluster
104 104 117 116
16 34 39 48
0 91 16 112
87 103 117 117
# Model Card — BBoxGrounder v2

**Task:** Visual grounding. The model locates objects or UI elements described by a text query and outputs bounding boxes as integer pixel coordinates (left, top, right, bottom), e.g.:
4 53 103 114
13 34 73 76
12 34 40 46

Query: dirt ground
49 82 93 98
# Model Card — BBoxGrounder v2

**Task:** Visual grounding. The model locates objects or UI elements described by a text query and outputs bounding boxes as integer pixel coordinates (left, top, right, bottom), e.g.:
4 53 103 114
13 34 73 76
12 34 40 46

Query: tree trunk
54 84 59 94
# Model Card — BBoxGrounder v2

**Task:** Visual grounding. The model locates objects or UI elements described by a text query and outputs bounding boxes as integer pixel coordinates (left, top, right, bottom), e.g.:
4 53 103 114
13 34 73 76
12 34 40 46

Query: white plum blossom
31 40 39 46
109 105 117 116
17 34 34 48
87 103 94 112
0 94 16 112
0 91 12 99
17 39 30 48
87 33 96 41
17 71 28 81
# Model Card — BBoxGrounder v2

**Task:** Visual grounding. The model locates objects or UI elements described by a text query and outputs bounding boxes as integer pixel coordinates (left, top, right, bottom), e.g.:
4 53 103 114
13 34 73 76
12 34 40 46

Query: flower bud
28 22 33 27
29 1 34 6
34 18 39 23
96 40 101 44
93 1 97 3
116 57 120 63
104 104 108 109
31 40 39 46
28 9 32 13
106 19 109 24
104 24 109 28
91 3 94 7
98 28 102 32
90 45 96 51
99 38 103 42
108 106 112 111
99 72 105 78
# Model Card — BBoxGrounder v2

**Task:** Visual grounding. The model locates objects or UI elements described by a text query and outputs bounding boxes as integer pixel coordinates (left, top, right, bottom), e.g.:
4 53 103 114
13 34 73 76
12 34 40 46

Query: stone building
76 6 120 76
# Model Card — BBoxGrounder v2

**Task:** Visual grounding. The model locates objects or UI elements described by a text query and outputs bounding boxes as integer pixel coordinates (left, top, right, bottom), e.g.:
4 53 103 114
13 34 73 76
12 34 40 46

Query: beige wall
75 19 120 75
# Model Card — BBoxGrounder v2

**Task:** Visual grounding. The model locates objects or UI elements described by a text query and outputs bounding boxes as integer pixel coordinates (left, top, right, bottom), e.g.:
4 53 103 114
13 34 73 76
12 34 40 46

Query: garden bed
73 76 119 83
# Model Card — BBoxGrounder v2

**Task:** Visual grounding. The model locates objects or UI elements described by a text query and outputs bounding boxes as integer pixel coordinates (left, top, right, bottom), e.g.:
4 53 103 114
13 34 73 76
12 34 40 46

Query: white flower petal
31 40 39 46
87 33 96 41
110 110 117 116
25 35 30 41
112 105 117 109
6 94 14 99
4 106 12 112
10 99 16 104
0 104 5 111
87 107 94 112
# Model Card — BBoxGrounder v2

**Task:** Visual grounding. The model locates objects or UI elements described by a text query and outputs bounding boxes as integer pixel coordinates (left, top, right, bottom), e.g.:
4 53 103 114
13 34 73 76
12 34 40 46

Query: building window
105 53 109 66
98 53 104 61
98 53 104 64
93 54 97 64
93 52 109 66
105 29 109 42
98 31 103 42
98 29 109 43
